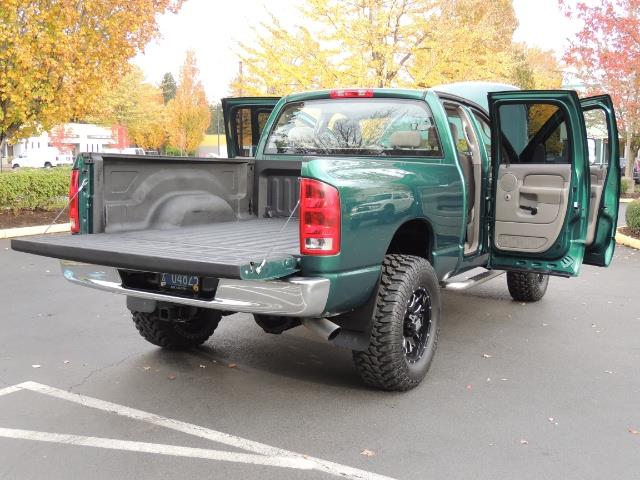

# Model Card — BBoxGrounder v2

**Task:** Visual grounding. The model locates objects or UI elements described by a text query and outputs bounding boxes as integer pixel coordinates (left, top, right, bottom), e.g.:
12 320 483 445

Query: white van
11 148 73 169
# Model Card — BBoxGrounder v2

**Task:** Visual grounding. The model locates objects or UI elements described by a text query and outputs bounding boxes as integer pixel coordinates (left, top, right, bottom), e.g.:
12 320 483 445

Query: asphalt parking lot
1 237 639 480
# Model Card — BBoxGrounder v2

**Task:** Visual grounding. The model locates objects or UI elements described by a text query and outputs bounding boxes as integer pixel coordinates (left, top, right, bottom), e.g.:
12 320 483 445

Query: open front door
581 95 620 266
222 97 280 158
488 90 590 277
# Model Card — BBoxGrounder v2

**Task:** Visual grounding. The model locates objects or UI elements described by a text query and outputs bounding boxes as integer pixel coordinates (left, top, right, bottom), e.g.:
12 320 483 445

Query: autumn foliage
231 0 562 96
0 0 184 151
165 51 210 155
561 0 640 179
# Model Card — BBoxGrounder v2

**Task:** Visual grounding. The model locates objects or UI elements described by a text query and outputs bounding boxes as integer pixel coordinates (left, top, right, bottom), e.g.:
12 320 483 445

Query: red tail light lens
69 169 80 234
329 89 374 99
299 178 341 255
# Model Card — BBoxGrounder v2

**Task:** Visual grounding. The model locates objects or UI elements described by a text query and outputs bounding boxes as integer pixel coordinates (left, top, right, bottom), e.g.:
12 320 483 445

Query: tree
166 51 210 155
89 66 167 151
206 103 224 135
561 0 640 182
0 0 184 163
160 72 177 104
409 0 518 87
231 0 561 96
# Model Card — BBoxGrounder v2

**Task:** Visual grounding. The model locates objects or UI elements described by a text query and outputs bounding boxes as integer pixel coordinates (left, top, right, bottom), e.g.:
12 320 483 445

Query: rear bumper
61 261 330 317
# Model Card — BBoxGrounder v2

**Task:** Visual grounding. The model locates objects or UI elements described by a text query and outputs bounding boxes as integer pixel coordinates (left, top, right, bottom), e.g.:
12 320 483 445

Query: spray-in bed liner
11 218 300 280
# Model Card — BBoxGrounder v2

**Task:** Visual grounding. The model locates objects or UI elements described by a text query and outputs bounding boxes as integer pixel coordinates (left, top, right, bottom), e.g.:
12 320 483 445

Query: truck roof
283 81 519 114
431 81 519 112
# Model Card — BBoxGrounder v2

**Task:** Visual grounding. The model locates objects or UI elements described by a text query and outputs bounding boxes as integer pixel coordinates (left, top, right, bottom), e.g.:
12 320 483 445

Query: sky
133 0 580 101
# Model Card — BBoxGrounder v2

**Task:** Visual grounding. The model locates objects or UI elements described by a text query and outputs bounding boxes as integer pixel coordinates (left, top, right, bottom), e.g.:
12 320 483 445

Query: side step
441 269 504 291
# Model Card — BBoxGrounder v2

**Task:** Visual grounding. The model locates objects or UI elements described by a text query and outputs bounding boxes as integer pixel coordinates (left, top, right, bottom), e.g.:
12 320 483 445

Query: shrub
0 167 71 212
627 201 640 234
621 177 632 196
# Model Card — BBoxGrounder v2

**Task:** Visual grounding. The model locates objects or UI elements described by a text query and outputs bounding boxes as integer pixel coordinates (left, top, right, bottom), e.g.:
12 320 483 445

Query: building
2 123 114 162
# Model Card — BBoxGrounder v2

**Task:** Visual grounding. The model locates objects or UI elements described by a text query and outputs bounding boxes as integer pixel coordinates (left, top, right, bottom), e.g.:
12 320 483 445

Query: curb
620 198 636 204
0 223 70 239
616 227 640 250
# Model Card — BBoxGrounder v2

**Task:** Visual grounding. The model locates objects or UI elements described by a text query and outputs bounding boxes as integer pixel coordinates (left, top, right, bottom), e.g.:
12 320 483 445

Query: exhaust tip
301 318 341 342
327 327 341 341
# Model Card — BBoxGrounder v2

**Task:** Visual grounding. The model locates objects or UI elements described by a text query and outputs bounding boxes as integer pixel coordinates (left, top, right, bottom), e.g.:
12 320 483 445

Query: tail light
329 89 374 99
69 169 80 234
299 178 341 255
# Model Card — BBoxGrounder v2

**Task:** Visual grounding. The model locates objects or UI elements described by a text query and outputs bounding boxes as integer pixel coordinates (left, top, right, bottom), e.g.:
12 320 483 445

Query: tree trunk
0 134 6 173
624 122 635 193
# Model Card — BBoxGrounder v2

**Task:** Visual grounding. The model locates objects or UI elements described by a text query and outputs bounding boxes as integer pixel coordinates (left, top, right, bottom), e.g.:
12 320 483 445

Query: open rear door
581 95 620 266
222 97 280 158
488 90 590 277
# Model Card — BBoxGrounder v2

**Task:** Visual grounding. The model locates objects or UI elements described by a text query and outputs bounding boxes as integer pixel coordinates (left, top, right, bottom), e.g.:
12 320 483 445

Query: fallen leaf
466 384 473 390
199 364 206 369
482 354 493 358
628 428 640 435
228 363 237 368
31 364 41 369
143 366 151 371
168 374 176 380
360 449 375 457
547 417 555 423
63 360 70 364
520 439 528 445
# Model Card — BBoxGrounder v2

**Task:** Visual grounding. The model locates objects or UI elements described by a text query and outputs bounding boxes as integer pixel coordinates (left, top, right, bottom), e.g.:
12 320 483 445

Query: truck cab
12 82 620 391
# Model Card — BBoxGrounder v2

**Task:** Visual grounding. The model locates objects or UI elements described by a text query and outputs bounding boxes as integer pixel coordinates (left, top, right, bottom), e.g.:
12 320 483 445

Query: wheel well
386 219 433 262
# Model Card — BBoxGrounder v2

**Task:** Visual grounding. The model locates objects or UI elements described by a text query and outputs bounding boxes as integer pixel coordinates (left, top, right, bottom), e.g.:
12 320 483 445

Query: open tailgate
11 219 300 281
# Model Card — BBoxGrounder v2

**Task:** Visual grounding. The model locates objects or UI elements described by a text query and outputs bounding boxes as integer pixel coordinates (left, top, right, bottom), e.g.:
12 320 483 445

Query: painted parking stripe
1 382 398 480
0 385 23 397
0 427 314 469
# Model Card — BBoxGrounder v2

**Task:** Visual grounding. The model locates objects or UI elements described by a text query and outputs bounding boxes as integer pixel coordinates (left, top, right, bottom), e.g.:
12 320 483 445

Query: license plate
160 273 201 293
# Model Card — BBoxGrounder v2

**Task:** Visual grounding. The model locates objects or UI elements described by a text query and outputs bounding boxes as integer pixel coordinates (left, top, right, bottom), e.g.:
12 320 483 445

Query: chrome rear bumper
61 261 330 317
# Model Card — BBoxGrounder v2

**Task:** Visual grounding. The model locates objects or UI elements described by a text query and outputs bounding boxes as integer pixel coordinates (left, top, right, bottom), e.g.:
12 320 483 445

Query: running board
441 269 504 291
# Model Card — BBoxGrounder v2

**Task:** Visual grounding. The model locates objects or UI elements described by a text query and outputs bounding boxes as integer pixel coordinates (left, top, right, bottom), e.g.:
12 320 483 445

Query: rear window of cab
264 98 442 157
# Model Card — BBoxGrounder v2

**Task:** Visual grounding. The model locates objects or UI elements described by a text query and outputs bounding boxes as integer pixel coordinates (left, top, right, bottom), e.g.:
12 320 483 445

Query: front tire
132 307 221 350
506 271 549 302
353 254 440 391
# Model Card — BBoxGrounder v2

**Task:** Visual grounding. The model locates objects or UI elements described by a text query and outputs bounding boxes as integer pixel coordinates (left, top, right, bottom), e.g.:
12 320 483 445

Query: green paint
581 95 620 267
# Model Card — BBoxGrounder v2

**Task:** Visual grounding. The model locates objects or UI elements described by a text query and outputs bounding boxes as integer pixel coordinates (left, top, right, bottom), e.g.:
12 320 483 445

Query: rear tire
44 162 52 169
506 271 549 302
132 307 221 350
352 254 440 391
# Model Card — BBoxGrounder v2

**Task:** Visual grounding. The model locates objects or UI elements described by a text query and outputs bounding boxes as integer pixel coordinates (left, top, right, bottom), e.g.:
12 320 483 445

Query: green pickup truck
12 82 620 391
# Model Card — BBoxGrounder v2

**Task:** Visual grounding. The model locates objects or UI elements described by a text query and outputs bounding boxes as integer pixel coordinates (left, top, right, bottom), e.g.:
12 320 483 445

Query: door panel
581 95 620 267
488 90 590 277
495 164 570 252
587 165 606 245
221 97 280 158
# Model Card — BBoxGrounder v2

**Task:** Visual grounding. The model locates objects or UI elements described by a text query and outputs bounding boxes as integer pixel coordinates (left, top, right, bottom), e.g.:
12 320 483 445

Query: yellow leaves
234 0 561 96
0 0 185 144
166 51 210 155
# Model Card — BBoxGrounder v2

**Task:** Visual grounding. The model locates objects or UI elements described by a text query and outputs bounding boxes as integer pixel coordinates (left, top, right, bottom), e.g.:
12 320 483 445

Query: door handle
519 205 538 215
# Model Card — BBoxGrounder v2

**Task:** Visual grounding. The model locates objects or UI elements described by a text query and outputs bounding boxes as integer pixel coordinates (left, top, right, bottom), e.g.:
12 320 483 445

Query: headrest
287 126 314 144
390 131 421 148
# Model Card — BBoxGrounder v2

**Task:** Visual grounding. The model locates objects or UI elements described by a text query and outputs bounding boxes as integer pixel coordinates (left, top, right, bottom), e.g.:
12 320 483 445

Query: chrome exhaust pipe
301 318 341 341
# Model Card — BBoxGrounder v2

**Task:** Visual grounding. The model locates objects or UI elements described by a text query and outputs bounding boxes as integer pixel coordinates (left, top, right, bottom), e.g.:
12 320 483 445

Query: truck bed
12 218 300 280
